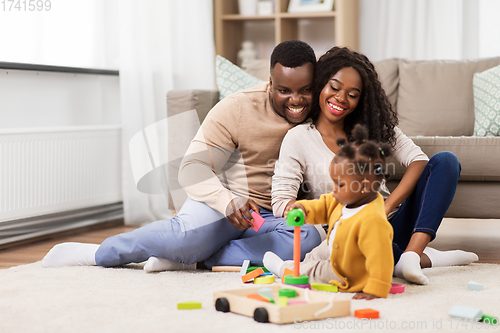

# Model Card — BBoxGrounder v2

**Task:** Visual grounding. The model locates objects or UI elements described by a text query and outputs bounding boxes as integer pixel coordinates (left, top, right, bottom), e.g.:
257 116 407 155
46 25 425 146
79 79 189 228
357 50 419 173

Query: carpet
1 262 499 333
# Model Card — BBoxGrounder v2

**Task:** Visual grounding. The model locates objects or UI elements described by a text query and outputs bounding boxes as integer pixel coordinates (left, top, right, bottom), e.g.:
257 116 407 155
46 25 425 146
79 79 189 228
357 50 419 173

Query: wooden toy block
311 283 338 292
242 267 264 283
389 283 405 294
467 280 483 291
287 209 305 227
240 260 250 276
284 274 309 285
254 275 276 285
448 305 483 322
281 268 294 283
355 308 379 319
278 296 288 307
212 266 241 272
214 285 351 324
247 294 271 303
249 211 265 231
177 301 202 310
482 315 499 325
278 288 297 298
258 287 274 299
247 266 269 274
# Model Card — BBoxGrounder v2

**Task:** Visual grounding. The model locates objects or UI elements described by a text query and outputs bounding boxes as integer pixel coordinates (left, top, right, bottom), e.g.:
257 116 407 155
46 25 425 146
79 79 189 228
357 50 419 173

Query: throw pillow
473 64 500 136
215 55 265 100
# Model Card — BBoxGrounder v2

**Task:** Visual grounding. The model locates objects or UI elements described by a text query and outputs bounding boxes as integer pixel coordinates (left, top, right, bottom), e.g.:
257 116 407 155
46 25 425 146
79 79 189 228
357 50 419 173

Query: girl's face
330 158 377 208
318 67 363 125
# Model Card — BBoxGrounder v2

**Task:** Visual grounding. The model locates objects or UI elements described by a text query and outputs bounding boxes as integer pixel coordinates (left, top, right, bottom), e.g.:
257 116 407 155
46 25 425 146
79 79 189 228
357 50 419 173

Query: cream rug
1 262 499 333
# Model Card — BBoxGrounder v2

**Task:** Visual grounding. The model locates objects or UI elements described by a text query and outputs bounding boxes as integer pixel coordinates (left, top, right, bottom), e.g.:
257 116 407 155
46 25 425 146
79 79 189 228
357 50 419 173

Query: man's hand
353 292 380 300
225 198 261 230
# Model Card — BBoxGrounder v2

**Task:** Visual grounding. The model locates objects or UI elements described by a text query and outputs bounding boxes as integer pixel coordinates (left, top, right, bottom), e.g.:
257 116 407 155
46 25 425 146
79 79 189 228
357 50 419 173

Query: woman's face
318 67 363 125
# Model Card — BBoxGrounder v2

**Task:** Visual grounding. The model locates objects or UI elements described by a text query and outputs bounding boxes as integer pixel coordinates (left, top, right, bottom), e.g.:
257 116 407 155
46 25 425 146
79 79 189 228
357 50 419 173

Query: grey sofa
167 56 500 218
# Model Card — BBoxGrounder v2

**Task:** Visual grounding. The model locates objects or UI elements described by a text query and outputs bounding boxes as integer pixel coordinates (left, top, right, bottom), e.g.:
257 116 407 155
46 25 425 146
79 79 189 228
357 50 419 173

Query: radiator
0 126 122 224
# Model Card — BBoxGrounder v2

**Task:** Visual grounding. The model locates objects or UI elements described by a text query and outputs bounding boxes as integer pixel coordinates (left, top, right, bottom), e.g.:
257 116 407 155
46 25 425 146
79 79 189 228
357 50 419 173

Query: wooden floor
0 218 499 269
0 222 137 269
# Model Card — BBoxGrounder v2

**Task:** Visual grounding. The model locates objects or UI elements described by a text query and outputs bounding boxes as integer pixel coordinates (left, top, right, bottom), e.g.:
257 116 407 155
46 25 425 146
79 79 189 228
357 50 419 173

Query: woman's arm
384 160 427 216
271 130 306 217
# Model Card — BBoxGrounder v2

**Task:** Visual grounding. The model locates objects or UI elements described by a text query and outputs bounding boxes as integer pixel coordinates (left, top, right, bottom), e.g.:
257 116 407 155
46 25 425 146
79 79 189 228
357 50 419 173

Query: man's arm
178 97 255 229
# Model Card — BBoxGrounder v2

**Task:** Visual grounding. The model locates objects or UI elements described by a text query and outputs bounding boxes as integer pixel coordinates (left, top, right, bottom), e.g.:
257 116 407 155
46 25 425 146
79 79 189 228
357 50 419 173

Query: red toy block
249 212 265 231
281 268 294 283
355 308 379 319
389 283 405 294
242 267 264 283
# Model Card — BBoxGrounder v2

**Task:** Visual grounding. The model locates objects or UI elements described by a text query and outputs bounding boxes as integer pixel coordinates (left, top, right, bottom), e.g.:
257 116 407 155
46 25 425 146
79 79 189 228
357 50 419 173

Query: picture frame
287 0 335 13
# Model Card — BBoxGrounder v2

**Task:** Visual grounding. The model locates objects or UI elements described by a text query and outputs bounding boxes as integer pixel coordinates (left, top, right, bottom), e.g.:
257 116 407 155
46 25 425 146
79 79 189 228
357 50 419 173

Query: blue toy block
467 280 483 291
448 305 483 322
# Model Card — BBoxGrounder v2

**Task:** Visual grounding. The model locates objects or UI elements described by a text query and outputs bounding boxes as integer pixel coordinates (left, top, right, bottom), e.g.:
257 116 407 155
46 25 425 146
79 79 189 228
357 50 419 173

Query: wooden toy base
213 285 350 324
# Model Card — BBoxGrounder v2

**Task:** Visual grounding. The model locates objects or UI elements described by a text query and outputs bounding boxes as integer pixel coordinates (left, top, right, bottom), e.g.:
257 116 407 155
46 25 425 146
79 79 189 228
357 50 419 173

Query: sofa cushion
374 58 399 112
396 57 500 136
215 55 265 100
389 136 500 181
473 64 500 136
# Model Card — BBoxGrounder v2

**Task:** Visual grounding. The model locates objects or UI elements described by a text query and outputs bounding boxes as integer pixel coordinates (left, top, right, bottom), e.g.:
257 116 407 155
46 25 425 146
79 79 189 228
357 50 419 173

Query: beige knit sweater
179 83 295 215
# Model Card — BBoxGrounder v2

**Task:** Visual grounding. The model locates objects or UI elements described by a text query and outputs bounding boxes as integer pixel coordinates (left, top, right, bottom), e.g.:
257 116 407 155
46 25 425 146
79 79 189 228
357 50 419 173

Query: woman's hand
353 292 380 300
225 198 260 230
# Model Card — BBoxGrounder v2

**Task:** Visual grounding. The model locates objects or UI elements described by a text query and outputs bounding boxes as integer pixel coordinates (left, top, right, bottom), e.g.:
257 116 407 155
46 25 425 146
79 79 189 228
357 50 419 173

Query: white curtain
109 0 216 225
360 0 500 62
0 0 216 226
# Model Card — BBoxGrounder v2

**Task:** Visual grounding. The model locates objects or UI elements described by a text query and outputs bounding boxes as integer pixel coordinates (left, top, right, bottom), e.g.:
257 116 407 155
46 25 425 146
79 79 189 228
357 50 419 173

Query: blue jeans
389 152 461 263
95 197 322 268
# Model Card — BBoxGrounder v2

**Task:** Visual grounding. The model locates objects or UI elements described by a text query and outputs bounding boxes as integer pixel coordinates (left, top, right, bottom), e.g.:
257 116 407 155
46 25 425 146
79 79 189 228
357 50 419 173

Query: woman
271 46 478 285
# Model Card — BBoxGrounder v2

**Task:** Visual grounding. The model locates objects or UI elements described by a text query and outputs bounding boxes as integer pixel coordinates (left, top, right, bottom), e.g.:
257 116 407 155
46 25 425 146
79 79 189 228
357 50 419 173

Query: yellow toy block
254 275 275 285
311 283 338 292
177 301 202 310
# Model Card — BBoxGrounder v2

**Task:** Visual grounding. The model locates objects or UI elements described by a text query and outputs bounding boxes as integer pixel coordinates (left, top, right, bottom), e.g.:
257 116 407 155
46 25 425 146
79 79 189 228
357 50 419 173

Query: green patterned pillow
216 55 265 100
473 65 500 136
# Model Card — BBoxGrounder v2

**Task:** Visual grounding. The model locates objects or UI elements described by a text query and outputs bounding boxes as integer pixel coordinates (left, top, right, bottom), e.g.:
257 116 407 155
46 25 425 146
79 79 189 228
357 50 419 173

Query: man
43 40 324 271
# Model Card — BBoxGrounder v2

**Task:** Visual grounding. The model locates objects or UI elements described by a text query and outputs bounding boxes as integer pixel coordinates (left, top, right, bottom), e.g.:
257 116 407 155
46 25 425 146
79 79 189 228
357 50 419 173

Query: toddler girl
264 124 394 299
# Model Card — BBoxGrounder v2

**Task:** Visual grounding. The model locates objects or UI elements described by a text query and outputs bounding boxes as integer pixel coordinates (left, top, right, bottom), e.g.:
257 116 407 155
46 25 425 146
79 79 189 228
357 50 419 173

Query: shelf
214 0 358 64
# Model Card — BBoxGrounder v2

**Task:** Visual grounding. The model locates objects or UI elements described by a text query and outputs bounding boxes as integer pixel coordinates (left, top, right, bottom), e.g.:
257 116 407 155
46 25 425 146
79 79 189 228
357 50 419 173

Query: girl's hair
335 124 392 178
310 47 398 147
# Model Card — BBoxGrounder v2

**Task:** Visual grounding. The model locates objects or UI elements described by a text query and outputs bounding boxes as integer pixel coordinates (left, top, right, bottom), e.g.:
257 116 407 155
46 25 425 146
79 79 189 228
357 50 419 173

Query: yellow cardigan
297 193 394 298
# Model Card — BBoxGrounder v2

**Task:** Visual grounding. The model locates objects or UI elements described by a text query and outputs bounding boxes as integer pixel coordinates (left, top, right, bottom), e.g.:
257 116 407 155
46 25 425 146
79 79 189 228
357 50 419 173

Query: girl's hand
353 292 380 300
283 200 297 217
285 203 306 220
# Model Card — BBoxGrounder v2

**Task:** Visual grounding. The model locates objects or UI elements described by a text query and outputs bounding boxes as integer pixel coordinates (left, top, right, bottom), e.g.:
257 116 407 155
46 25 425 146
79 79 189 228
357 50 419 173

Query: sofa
166 56 500 219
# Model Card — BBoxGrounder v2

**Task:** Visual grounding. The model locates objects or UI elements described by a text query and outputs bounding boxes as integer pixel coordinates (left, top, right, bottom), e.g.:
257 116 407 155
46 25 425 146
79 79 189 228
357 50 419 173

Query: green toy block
284 274 309 285
287 209 305 227
177 301 202 310
482 315 499 325
279 288 297 298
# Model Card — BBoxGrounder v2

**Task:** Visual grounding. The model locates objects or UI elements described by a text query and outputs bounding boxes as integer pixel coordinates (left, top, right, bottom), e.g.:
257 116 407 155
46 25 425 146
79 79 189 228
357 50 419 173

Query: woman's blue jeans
389 152 461 263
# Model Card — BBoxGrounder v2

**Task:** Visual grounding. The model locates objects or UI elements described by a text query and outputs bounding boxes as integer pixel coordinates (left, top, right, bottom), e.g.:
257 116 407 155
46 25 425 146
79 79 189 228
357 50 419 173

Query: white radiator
0 126 122 223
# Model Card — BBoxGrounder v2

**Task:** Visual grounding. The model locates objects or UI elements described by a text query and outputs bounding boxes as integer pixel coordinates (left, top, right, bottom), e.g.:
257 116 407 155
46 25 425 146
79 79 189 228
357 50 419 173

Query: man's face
269 62 314 124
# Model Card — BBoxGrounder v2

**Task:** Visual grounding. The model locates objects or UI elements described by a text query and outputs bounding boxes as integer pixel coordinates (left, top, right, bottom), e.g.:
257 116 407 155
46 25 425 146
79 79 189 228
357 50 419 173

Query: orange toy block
242 267 265 283
354 308 379 319
247 294 270 303
281 268 294 283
